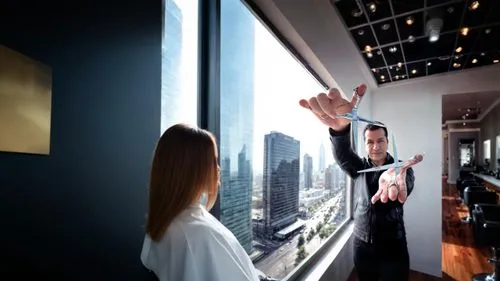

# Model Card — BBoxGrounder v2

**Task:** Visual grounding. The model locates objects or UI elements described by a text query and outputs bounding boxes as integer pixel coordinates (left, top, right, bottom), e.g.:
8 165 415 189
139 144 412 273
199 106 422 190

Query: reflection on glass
220 0 349 279
458 138 475 169
496 135 500 169
483 139 491 167
161 0 198 133
220 0 255 254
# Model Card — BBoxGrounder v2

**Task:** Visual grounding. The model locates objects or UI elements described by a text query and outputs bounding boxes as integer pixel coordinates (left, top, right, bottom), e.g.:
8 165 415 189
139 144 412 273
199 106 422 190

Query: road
254 193 345 279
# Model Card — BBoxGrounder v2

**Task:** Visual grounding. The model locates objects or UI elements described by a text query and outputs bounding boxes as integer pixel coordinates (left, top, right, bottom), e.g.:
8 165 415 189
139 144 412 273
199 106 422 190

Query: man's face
364 128 388 162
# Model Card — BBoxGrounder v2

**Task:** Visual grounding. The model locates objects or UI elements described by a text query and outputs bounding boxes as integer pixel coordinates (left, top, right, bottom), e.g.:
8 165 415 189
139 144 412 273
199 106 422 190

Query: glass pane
483 139 491 166
161 0 198 133
220 0 349 279
496 135 500 169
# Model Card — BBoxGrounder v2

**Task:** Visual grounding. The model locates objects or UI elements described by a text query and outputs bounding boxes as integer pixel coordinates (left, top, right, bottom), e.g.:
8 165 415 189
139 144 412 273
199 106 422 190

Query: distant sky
173 0 335 172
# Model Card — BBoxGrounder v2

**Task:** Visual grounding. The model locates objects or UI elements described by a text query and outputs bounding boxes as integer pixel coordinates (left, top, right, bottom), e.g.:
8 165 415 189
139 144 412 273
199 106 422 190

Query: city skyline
162 0 335 173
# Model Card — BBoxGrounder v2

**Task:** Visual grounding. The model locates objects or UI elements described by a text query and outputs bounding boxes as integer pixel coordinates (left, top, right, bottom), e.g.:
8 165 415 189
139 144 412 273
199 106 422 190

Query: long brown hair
146 123 219 241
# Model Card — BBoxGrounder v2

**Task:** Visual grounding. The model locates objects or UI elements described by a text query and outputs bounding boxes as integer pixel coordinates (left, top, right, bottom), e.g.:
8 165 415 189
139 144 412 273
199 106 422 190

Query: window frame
197 0 356 279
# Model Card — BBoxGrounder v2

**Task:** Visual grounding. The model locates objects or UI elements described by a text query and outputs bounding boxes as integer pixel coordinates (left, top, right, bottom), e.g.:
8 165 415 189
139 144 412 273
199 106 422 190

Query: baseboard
347 269 441 281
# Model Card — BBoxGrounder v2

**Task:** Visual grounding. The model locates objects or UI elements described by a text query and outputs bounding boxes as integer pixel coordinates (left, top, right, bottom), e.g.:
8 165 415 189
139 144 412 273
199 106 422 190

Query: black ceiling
332 0 500 85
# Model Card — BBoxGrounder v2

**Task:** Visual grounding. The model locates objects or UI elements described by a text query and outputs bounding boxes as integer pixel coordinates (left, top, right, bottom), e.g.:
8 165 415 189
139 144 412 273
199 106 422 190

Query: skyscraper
325 165 333 190
161 0 182 133
319 143 326 172
219 0 255 253
303 154 313 189
263 132 300 236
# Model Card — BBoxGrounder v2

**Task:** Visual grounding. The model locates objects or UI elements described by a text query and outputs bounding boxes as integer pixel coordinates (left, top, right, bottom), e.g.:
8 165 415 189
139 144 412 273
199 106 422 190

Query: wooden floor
347 181 493 281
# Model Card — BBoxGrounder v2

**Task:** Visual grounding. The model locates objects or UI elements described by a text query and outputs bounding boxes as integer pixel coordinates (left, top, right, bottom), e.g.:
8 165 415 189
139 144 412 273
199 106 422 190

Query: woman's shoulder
166 205 237 246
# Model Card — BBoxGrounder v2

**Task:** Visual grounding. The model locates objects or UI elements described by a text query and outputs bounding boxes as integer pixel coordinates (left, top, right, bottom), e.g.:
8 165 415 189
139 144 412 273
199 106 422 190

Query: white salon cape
140 203 261 281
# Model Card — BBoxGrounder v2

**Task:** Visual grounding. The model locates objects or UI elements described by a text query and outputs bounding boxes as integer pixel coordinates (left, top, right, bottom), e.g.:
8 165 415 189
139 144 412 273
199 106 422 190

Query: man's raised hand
299 84 367 131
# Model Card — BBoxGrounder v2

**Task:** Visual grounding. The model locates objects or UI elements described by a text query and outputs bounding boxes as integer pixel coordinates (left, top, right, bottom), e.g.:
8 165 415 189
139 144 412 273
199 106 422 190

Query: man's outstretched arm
329 124 364 179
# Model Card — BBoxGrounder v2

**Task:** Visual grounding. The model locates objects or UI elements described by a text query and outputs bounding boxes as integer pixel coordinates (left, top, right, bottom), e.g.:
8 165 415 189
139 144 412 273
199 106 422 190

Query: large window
161 0 198 133
219 0 349 279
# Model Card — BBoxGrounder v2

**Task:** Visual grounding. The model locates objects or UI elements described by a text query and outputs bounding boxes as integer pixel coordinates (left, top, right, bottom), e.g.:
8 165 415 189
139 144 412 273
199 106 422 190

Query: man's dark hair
363 123 388 140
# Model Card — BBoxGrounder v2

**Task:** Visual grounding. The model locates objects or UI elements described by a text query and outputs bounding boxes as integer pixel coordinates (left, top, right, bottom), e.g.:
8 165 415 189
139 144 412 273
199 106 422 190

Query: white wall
371 86 442 277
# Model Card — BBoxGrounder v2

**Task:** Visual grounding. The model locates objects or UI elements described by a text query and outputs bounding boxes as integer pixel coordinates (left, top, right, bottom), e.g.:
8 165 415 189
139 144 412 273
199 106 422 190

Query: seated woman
140 123 260 281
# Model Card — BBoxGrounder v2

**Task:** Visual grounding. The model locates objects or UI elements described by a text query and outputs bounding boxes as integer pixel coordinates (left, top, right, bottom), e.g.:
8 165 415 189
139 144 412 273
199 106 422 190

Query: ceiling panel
332 0 500 85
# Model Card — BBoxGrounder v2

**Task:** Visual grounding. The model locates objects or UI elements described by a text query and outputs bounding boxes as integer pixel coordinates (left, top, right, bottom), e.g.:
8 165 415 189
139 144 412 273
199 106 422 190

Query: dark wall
0 1 161 280
480 101 500 170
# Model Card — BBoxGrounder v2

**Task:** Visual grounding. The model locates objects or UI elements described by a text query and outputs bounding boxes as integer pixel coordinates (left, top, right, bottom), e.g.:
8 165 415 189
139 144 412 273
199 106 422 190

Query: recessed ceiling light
364 45 372 52
377 50 382 55
411 69 417 74
453 62 461 68
382 23 391 30
351 9 363 17
481 52 486 56
408 35 416 43
368 2 376 13
380 75 385 79
460 27 469 36
367 52 373 58
389 46 397 53
494 59 499 64
470 1 479 10
406 16 414 25
397 62 403 68
456 47 463 53
371 68 376 72
447 6 455 13
427 62 432 66
472 58 478 64
357 29 365 36
485 28 491 34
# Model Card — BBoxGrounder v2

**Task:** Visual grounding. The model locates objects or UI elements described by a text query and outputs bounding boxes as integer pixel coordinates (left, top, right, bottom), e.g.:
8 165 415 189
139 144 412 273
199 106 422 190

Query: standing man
299 84 423 281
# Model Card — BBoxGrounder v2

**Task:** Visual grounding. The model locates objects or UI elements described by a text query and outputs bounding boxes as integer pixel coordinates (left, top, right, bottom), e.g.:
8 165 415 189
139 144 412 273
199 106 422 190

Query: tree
307 229 315 241
295 245 308 265
297 234 305 247
316 222 323 233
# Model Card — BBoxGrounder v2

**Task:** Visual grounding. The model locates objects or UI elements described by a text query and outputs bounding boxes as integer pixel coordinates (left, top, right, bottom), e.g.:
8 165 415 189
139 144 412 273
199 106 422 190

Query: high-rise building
303 154 313 189
325 165 333 190
161 0 182 133
319 143 326 172
263 132 300 236
219 0 255 253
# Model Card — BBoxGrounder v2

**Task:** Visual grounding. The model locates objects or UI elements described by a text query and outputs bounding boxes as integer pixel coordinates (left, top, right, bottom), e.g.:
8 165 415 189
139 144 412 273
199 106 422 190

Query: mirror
459 138 475 170
483 139 491 168
496 135 500 169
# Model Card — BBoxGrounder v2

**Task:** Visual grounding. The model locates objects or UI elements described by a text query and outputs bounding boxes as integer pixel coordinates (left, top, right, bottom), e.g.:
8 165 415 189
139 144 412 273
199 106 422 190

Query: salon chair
459 179 481 201
463 187 497 223
472 204 500 281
